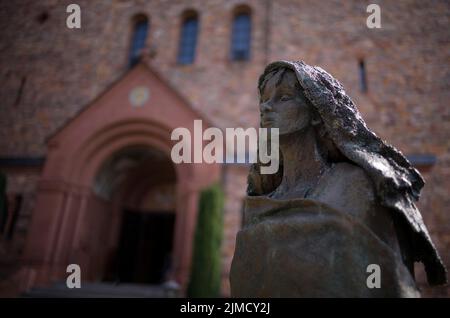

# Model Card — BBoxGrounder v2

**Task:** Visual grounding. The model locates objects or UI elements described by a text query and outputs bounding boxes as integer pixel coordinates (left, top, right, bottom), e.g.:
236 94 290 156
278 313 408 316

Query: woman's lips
261 118 275 126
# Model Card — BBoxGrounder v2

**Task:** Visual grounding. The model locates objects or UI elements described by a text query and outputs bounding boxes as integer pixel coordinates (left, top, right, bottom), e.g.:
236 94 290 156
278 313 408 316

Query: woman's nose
260 101 273 112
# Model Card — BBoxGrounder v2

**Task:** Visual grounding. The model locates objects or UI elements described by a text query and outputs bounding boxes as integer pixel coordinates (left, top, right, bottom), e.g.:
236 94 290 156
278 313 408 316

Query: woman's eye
280 95 292 101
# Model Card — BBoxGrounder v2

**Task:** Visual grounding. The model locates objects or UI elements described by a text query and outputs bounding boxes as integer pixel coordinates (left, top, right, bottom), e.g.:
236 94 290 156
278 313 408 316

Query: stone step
22 281 180 298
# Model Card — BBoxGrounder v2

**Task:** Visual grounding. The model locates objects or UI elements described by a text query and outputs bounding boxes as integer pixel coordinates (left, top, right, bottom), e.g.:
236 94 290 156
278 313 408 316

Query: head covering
253 60 446 286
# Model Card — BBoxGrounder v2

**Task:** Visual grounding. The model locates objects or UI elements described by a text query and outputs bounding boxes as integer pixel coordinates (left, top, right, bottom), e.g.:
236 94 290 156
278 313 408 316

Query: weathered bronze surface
230 60 447 297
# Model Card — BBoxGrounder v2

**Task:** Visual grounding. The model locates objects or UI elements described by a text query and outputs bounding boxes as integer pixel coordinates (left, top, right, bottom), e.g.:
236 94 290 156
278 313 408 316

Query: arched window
129 15 149 68
230 8 251 61
177 11 199 65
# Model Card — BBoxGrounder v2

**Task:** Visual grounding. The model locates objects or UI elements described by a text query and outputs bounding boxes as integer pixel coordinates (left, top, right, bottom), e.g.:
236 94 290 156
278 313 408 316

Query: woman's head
259 67 319 135
253 60 424 200
258 66 342 162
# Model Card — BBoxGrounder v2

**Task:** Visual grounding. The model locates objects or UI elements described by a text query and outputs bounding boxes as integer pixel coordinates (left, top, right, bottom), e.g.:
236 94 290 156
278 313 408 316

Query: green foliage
187 183 224 297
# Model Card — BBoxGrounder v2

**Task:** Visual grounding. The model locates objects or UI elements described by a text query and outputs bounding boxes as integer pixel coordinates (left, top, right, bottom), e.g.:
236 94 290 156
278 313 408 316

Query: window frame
177 10 200 65
230 7 252 62
128 15 149 68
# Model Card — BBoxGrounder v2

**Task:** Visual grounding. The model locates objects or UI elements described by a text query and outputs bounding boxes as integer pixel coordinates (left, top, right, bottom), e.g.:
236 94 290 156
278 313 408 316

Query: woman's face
260 69 313 135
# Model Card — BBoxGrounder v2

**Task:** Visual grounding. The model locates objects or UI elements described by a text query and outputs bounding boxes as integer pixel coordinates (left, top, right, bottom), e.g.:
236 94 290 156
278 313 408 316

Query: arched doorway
93 146 177 285
19 63 221 294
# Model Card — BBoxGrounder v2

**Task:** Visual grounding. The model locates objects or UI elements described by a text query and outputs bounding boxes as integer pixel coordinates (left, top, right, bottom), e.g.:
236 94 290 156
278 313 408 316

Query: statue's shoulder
315 162 403 252
330 162 375 193
313 162 377 218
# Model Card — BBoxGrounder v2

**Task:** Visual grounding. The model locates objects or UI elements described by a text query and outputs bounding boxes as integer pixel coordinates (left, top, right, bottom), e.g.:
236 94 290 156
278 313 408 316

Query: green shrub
187 183 224 297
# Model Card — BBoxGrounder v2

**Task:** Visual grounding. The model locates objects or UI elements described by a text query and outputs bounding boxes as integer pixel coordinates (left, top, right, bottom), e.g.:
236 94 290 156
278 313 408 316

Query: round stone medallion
129 86 150 107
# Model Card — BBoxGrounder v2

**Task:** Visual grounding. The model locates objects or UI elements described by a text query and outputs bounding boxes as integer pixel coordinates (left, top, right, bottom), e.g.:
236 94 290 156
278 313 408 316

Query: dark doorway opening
108 209 175 284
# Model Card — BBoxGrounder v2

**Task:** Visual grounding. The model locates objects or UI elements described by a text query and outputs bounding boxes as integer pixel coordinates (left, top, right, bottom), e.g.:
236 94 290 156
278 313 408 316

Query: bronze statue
230 60 447 297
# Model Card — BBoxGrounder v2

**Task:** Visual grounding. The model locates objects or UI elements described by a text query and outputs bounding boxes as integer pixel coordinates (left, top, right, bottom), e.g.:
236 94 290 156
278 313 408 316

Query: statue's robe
230 163 420 297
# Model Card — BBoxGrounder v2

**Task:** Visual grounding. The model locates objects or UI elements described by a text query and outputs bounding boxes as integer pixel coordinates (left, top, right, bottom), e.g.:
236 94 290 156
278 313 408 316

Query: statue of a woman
230 60 447 297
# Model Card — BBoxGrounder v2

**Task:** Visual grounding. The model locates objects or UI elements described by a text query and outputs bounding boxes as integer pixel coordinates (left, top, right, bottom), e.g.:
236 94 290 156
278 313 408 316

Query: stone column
170 180 200 293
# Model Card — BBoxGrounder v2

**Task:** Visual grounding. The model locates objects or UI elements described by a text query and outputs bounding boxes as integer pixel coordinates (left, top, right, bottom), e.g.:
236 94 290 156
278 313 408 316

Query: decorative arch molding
68 119 177 186
180 8 199 20
232 3 252 16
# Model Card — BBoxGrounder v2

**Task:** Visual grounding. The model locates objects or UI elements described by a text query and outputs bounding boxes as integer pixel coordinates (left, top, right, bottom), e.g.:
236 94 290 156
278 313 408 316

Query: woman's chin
278 126 309 136
261 121 275 128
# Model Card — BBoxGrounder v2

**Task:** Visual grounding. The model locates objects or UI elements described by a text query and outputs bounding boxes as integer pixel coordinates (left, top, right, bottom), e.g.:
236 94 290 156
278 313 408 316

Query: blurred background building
0 0 448 297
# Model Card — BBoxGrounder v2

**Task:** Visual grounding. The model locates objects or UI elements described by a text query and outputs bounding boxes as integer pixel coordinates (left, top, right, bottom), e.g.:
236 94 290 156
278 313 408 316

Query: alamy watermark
66 264 81 289
367 4 382 29
66 4 81 29
366 264 381 289
170 120 280 175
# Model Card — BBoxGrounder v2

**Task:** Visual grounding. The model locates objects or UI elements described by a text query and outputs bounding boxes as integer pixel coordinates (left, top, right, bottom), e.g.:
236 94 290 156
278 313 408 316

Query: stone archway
93 145 178 285
18 63 220 293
